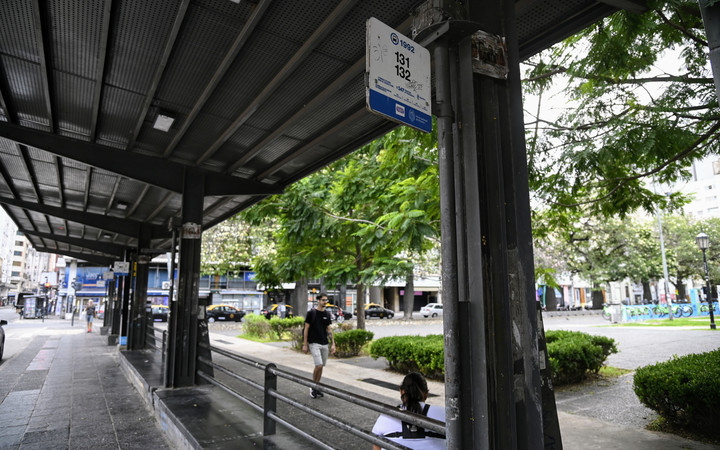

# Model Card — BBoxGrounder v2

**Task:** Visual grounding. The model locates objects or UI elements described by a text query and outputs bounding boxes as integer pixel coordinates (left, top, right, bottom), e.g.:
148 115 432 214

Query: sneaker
310 388 318 399
316 390 324 397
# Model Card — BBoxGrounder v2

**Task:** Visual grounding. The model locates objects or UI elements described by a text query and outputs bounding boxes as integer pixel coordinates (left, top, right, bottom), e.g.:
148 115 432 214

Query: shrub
370 335 444 380
633 350 720 433
334 329 374 357
269 316 305 339
546 330 618 385
242 313 273 339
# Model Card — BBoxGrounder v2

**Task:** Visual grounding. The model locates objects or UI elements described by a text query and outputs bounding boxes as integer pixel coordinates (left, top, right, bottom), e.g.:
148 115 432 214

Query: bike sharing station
1 1 719 449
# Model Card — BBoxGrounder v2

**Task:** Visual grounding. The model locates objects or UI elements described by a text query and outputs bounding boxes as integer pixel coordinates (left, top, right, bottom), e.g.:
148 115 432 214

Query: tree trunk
642 280 652 304
355 244 366 330
293 276 308 317
591 288 604 309
338 282 347 309
676 280 687 302
356 283 366 330
403 272 414 319
544 286 557 311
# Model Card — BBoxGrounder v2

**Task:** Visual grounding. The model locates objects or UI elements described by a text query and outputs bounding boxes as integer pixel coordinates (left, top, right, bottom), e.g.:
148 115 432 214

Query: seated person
372 372 445 449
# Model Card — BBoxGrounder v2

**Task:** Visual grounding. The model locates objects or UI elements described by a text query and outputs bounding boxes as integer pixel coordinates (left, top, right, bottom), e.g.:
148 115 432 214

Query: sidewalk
0 327 170 450
2 321 717 449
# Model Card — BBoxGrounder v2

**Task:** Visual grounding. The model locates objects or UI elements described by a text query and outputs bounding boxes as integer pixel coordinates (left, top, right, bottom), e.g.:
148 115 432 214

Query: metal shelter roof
0 0 645 265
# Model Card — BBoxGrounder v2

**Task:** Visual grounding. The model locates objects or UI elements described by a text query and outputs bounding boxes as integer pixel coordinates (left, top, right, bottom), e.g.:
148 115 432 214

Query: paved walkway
1 316 718 449
0 328 170 450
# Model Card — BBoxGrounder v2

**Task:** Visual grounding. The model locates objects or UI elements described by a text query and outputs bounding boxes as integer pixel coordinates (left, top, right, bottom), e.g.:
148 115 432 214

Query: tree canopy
524 0 719 228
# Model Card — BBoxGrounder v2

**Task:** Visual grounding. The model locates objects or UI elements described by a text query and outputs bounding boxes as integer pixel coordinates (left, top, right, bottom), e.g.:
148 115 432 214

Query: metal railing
145 324 167 362
196 342 445 450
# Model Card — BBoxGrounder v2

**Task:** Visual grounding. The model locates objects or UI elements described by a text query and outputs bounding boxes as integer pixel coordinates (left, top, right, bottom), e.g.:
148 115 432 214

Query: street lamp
695 232 716 330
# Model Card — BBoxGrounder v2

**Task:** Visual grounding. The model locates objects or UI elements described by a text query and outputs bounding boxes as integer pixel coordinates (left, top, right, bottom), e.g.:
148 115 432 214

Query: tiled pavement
0 330 170 450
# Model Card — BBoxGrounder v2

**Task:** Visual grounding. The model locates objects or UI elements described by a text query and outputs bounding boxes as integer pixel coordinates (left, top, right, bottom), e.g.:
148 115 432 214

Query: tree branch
549 121 720 208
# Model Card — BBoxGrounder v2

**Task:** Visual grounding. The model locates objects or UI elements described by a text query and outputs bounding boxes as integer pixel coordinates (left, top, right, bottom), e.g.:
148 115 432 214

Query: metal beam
163 0 273 158
31 0 53 132
35 246 115 266
0 195 171 239
597 0 647 14
90 0 113 141
196 0 360 165
127 0 192 151
23 229 125 257
0 122 280 196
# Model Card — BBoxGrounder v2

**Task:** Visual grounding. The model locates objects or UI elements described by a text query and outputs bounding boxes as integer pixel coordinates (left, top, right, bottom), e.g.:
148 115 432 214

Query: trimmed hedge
269 316 305 339
633 350 720 433
370 335 444 380
334 329 374 357
243 314 304 340
242 313 273 339
546 330 618 385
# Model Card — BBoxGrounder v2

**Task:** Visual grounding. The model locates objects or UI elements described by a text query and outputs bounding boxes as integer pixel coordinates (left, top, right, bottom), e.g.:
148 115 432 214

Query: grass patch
647 417 720 446
236 333 279 343
598 366 632 378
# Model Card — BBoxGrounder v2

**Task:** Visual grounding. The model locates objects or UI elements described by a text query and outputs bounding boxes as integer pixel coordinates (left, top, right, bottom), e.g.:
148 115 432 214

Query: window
13 251 22 256
14 241 23 246
12 261 21 266
11 271 20 277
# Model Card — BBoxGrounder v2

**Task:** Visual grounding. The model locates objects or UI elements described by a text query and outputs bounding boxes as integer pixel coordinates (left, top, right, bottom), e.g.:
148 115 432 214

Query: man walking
303 293 336 398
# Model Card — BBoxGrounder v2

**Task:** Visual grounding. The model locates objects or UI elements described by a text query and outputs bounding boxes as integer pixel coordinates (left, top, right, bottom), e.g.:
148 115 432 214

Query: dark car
364 305 394 319
261 304 294 319
0 319 6 360
150 305 169 322
206 305 245 323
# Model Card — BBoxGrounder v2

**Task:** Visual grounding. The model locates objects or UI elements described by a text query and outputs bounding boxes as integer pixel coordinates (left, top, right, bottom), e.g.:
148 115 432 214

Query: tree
662 216 720 300
242 125 440 328
524 0 719 226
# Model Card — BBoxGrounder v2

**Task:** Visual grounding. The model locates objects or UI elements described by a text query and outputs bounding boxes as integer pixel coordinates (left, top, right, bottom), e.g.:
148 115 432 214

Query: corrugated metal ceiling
0 0 641 264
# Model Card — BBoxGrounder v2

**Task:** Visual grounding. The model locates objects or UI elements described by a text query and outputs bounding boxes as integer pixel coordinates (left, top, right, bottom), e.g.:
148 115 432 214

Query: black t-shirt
305 308 332 345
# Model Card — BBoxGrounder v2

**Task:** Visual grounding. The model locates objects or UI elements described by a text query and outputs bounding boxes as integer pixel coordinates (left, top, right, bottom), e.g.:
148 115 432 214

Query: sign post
366 17 432 133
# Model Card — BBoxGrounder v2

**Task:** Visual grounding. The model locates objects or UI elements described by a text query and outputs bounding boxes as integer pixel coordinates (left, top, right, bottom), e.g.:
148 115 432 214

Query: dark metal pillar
168 168 205 387
129 226 152 350
415 0 558 448
699 0 720 100
119 251 133 347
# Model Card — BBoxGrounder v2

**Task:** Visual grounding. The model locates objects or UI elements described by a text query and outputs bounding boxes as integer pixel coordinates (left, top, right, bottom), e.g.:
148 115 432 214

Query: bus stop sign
366 17 432 133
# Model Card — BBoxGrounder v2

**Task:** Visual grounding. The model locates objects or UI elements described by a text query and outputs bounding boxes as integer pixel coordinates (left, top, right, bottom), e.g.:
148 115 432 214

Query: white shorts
309 343 328 366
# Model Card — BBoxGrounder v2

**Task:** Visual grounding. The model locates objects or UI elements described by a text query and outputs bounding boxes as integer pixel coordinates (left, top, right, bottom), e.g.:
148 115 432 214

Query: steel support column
129 227 151 350
119 255 133 347
699 0 720 101
168 168 205 387
418 0 559 448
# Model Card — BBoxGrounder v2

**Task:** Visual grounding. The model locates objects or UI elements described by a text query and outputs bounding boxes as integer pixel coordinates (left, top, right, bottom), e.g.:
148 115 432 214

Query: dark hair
316 293 328 300
400 372 428 414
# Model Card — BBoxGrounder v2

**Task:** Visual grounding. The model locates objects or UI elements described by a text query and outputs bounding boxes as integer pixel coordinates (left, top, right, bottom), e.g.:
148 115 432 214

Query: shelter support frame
416 1 562 448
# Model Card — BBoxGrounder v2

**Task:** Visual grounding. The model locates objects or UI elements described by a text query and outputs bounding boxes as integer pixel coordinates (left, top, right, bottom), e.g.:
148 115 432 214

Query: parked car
261 304 294 319
150 305 169 322
420 303 443 318
364 304 394 319
0 319 6 360
206 304 245 323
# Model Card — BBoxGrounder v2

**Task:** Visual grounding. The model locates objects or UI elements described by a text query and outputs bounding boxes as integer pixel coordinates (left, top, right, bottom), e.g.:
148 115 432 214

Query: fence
195 341 445 450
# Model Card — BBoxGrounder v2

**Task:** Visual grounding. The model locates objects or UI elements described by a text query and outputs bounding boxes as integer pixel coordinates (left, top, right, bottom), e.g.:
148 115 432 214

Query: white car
420 303 443 318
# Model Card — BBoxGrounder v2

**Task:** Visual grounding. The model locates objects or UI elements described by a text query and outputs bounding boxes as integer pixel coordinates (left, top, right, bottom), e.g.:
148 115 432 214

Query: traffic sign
113 261 130 275
366 17 432 133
